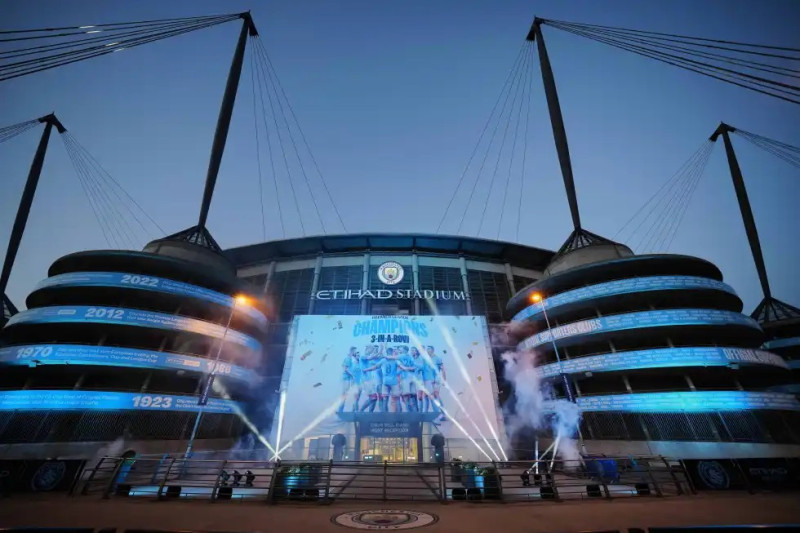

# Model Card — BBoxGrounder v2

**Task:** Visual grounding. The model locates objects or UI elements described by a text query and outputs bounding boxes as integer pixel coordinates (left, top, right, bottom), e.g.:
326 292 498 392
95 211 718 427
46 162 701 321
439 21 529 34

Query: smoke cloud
498 324 582 463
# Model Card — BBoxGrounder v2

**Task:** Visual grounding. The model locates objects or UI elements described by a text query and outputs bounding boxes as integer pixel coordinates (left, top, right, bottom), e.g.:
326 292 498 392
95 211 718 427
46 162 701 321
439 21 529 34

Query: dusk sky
1 0 798 312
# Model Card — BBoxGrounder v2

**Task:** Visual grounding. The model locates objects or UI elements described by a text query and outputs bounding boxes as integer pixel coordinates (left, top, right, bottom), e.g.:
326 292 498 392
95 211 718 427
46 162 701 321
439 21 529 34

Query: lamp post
185 293 250 458
530 292 586 462
530 292 573 402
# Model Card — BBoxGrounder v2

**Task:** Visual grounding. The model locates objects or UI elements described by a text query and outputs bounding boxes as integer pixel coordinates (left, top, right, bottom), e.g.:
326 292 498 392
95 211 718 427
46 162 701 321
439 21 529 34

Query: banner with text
274 315 503 460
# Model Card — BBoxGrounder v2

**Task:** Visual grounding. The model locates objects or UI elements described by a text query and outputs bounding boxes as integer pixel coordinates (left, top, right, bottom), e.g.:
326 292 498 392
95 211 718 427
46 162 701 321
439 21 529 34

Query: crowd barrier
71 455 696 503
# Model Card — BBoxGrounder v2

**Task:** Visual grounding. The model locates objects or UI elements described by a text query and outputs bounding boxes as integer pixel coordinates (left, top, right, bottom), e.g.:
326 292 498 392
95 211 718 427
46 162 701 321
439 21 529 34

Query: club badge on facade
378 261 404 285
332 509 437 530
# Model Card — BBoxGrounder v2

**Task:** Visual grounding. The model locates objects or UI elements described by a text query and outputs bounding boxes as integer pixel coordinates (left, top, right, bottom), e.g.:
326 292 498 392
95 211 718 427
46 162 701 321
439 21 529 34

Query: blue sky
1 0 798 312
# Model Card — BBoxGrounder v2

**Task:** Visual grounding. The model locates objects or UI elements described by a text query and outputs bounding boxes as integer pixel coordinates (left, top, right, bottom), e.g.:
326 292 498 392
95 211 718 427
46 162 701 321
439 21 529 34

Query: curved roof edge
223 233 555 271
506 253 726 316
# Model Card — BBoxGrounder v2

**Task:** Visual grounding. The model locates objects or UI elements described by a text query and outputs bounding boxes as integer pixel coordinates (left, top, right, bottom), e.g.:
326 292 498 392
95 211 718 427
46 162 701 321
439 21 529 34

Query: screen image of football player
364 345 415 412
397 345 419 412
358 344 380 412
339 347 360 412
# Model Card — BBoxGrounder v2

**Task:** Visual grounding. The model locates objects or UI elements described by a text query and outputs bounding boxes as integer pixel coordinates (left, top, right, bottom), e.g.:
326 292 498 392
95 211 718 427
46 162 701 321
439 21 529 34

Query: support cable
733 128 800 169
249 48 268 240
542 18 800 56
1 17 239 80
546 21 800 98
436 43 528 233
0 118 39 143
549 21 800 79
251 36 305 236
256 37 347 233
62 135 115 247
61 132 164 249
477 42 530 236
0 16 234 60
250 42 285 238
457 45 530 234
649 142 714 252
65 133 165 236
516 42 535 242
498 43 533 240
615 140 711 250
255 40 326 234
544 21 800 105
0 14 231 37
66 136 137 248
0 14 240 82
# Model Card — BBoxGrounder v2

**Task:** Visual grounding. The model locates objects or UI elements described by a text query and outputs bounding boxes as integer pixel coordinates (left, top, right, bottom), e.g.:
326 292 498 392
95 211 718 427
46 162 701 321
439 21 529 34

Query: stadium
1 226 797 466
0 10 798 509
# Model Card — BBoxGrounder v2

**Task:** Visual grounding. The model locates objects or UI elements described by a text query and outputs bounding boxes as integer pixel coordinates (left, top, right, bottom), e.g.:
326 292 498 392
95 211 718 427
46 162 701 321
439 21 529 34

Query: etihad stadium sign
313 289 466 301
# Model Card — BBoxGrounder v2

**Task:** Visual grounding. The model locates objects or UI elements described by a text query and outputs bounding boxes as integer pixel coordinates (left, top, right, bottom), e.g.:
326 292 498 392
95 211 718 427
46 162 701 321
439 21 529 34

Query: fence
72 455 694 503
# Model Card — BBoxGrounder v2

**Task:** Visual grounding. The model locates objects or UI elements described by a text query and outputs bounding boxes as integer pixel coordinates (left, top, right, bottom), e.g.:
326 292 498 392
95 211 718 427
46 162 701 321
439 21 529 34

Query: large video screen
272 315 504 462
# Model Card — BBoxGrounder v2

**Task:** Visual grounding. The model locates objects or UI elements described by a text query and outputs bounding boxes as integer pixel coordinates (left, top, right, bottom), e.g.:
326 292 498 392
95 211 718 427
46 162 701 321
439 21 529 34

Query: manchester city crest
377 261 404 285
332 509 437 530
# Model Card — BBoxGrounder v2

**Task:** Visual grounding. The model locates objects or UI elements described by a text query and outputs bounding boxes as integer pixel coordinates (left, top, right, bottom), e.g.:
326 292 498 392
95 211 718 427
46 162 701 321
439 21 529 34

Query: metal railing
72 455 695 503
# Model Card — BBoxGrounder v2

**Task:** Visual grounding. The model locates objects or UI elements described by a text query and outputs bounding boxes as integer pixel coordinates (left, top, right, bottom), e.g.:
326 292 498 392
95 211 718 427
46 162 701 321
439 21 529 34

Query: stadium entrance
360 436 419 463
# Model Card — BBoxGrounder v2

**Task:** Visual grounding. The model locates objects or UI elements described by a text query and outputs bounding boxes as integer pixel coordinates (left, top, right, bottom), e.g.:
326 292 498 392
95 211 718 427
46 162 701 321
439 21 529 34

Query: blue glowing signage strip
0 390 240 414
544 391 800 413
4 306 262 353
763 336 800 350
35 272 267 328
537 346 788 378
0 344 258 383
518 308 760 351
513 276 736 322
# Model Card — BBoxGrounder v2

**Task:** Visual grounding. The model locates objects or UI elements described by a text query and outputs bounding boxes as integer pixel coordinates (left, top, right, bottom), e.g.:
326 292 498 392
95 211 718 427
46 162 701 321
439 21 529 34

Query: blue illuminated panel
544 391 800 413
518 308 760 351
35 272 267 328
514 276 736 322
0 344 258 383
538 346 788 377
4 306 262 353
763 336 800 350
0 390 240 413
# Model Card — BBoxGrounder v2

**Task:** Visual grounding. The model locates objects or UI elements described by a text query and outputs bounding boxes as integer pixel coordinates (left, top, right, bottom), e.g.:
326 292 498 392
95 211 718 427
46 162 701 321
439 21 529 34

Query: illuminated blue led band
4 306 262 353
543 391 800 413
538 346 788 378
788 360 800 370
513 276 736 322
35 272 267 328
518 308 760 351
0 390 240 413
0 344 259 383
763 336 800 350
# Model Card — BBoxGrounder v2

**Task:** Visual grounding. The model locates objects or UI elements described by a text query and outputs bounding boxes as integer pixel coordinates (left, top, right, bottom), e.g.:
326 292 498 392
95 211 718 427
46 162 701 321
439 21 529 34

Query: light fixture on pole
530 292 573 402
185 293 251 457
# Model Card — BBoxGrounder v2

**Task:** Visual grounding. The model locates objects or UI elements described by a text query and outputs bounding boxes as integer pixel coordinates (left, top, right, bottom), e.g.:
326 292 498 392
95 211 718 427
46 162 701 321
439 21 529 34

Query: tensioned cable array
0 118 40 143
0 13 240 82
541 18 800 105
61 132 164 250
732 128 800 169
437 41 536 239
615 140 714 253
248 35 347 238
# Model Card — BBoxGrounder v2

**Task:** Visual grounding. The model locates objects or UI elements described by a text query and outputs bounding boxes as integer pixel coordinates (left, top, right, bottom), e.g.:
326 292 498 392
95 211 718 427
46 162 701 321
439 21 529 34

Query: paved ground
1 493 799 532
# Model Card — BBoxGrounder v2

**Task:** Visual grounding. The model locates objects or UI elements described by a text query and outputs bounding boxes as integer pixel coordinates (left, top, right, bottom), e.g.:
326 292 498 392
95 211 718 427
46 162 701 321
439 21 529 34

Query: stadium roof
224 233 554 271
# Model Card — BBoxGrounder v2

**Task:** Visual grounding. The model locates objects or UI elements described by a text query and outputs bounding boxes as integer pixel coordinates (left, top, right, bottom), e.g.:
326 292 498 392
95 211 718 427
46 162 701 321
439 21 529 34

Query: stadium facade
507 236 800 459
0 230 797 462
